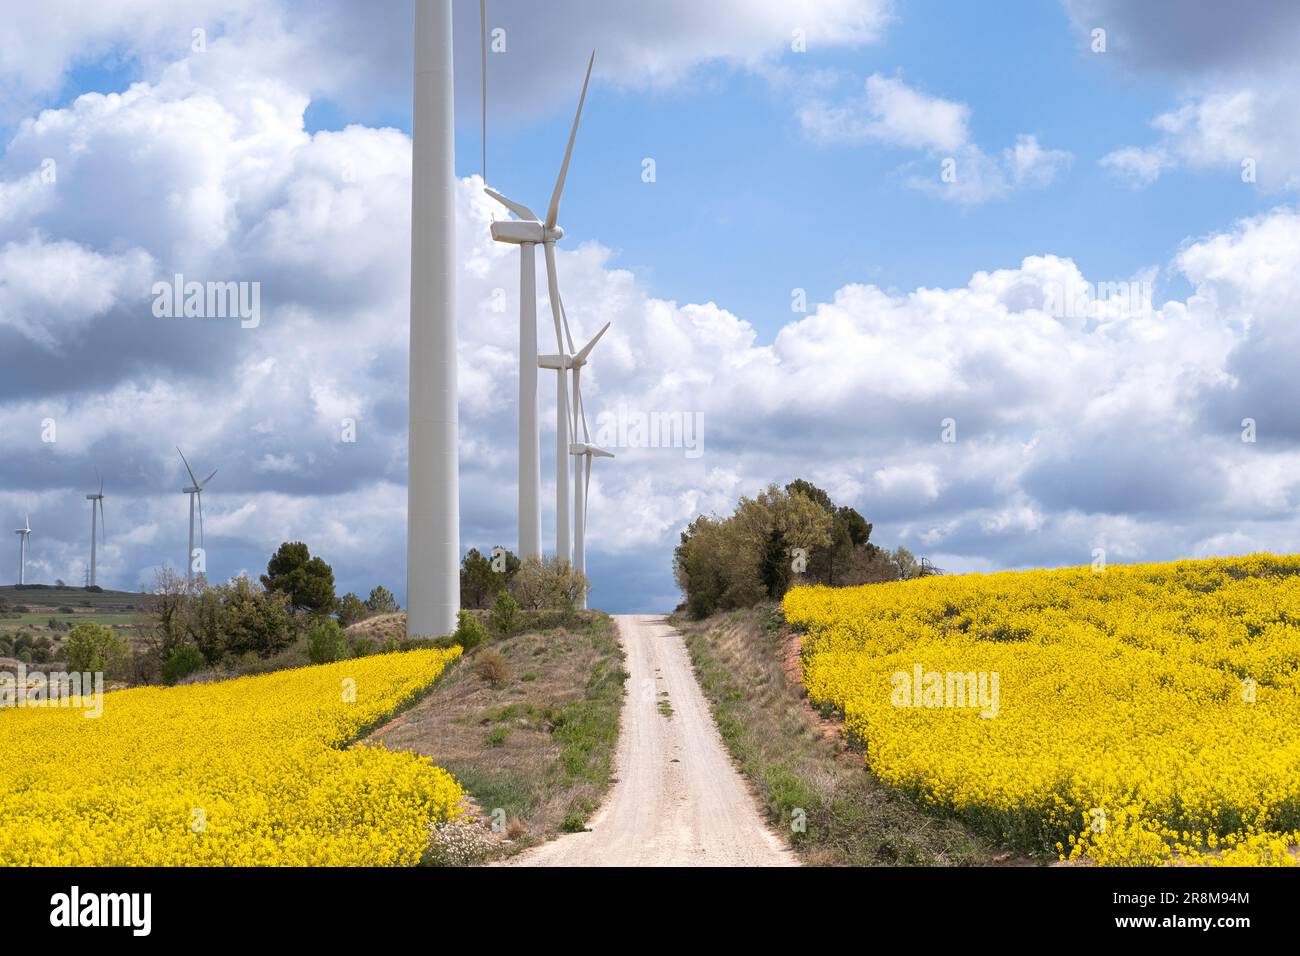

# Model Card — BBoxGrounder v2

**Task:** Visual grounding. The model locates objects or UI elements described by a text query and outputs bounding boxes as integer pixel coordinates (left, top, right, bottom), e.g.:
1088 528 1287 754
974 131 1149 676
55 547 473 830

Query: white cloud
0 0 895 125
4 5 1300 611
799 74 1071 204
1100 145 1170 188
800 73 969 151
1071 2 1300 190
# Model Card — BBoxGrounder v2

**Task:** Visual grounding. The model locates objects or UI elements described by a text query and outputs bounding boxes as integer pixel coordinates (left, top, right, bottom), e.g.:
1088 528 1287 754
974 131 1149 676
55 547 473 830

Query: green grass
369 611 627 856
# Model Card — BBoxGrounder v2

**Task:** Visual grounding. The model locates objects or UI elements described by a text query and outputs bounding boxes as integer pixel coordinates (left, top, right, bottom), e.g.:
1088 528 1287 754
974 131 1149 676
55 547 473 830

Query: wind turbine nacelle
490 220 553 245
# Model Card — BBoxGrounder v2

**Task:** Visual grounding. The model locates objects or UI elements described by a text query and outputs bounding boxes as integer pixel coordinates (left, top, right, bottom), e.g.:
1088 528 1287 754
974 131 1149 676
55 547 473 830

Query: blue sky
4 0 1300 614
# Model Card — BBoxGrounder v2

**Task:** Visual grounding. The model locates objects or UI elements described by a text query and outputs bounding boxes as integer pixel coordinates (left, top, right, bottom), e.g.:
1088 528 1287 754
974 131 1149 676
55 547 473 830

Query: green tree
337 592 369 628
785 479 873 586
307 616 351 664
365 585 400 614
219 576 297 658
261 542 337 616
64 622 130 679
460 547 521 609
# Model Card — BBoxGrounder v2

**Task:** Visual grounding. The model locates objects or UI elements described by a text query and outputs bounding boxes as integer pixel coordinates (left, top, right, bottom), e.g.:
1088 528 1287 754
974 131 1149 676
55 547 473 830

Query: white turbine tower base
14 515 31 586
408 0 460 638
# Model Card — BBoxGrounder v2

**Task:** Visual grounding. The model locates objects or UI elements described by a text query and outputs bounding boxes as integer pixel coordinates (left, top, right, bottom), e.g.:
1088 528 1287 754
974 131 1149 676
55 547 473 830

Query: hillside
0 585 152 654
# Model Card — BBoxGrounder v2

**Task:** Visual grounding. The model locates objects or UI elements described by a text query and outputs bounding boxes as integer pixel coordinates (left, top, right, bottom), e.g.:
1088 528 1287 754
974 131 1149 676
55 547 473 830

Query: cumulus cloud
799 74 1071 204
3 2 1300 611
799 73 970 151
0 0 894 126
1071 0 1300 189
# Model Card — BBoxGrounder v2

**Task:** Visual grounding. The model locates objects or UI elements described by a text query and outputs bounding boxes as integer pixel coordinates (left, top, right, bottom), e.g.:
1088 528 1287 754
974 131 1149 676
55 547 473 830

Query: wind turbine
563 324 614 609
177 448 216 584
86 473 105 587
14 515 30 586
485 51 595 564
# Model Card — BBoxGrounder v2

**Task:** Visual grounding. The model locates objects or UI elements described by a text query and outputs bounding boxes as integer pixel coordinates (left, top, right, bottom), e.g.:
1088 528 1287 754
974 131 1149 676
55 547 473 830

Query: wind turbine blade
575 321 610 364
557 287 576 355
177 447 199 487
590 446 615 458
545 51 595 230
98 499 105 541
542 242 568 351
197 493 205 549
200 468 218 487
575 366 590 443
484 187 538 223
584 453 591 529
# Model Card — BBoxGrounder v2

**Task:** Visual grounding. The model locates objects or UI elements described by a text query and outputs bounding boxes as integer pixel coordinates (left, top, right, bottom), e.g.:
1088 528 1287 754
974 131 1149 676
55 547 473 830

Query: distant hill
0 585 146 611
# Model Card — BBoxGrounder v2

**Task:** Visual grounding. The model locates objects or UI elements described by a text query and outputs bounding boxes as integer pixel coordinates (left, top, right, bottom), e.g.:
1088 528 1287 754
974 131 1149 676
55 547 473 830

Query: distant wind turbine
85 472 105 588
486 51 595 563
565 324 614 608
14 515 31 586
177 448 217 583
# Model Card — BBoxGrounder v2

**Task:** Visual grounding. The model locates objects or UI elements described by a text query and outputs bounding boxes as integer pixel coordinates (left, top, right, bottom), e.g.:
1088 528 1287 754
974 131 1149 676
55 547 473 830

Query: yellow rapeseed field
784 554 1300 865
0 648 465 866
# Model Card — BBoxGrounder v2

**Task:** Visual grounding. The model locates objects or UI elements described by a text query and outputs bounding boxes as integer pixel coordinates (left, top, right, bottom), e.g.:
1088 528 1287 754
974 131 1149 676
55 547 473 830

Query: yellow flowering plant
785 554 1300 865
0 648 465 866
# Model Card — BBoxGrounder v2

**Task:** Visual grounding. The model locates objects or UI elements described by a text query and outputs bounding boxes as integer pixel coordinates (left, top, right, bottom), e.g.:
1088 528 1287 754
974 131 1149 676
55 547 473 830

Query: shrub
474 650 510 686
508 556 588 611
63 623 130 679
425 820 491 867
485 725 511 747
490 590 520 637
454 611 487 652
161 643 205 684
307 617 351 665
349 635 375 658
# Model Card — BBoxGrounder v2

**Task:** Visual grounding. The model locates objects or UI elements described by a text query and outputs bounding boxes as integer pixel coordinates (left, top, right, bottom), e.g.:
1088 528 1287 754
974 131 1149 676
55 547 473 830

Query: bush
307 617 351 665
349 635 375 658
508 556 588 612
161 643 205 684
425 820 491 867
474 650 510 686
490 590 520 637
454 610 487 652
64 622 130 679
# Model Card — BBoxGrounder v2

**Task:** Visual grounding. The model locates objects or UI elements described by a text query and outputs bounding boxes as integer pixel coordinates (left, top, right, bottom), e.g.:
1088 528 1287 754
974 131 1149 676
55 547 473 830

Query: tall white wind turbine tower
566 324 614 609
484 52 595 564
177 448 216 584
408 0 460 637
86 474 105 587
482 195 545 560
14 515 31 586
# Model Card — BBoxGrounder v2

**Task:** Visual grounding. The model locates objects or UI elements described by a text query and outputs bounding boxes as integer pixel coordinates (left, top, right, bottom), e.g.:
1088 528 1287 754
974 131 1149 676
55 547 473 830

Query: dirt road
507 614 795 867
